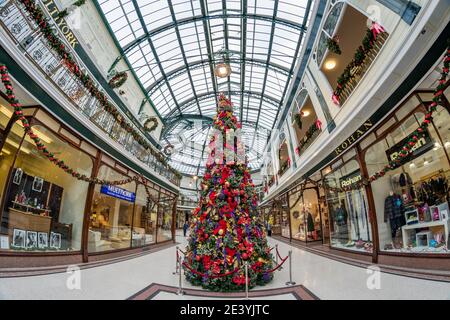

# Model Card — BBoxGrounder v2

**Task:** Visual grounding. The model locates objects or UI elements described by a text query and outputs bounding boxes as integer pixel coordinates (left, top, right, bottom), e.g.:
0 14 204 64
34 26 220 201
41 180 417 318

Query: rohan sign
43 0 79 48
334 120 374 156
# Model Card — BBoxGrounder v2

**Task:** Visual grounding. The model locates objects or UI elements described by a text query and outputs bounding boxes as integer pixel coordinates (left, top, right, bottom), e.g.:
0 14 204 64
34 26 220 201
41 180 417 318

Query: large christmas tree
183 94 274 292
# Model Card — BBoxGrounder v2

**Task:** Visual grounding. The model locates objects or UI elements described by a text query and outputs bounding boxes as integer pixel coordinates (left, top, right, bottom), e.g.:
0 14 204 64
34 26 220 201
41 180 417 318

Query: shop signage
100 185 136 203
386 128 433 163
334 120 374 156
43 0 79 48
339 170 362 189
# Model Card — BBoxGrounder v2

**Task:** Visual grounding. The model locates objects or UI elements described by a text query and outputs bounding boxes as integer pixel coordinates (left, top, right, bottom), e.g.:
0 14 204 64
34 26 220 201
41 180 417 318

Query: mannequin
307 210 315 239
384 191 405 239
334 200 348 244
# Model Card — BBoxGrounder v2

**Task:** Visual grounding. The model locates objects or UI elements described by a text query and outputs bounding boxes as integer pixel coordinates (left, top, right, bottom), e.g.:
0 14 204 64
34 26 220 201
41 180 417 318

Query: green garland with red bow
17 0 179 179
108 71 128 89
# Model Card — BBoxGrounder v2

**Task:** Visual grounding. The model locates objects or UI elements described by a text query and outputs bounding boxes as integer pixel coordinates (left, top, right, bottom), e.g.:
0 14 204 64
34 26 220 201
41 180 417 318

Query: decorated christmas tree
183 94 274 292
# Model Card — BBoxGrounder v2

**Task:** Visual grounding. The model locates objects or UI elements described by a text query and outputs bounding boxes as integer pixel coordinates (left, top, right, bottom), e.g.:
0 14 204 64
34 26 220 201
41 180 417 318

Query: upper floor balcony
0 0 181 186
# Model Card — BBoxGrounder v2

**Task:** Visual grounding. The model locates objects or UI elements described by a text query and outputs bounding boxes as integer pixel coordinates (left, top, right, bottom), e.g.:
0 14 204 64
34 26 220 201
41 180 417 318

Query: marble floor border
127 283 320 300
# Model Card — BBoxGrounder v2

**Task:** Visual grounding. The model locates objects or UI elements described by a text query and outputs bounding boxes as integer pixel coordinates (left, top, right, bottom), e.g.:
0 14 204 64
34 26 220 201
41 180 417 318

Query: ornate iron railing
0 0 180 186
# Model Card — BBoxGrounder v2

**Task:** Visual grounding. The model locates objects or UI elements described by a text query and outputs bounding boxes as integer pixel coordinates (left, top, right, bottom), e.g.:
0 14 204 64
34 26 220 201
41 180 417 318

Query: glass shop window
156 193 174 243
132 184 157 247
289 188 322 242
0 125 92 252
324 159 373 253
365 110 450 254
0 100 13 131
88 166 136 253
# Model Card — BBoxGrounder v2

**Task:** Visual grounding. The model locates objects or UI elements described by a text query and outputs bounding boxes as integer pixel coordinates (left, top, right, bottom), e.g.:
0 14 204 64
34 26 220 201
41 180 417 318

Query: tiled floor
1 231 450 300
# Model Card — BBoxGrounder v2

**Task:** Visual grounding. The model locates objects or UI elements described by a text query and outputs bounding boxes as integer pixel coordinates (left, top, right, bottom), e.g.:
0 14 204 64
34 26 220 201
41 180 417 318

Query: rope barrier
182 262 239 279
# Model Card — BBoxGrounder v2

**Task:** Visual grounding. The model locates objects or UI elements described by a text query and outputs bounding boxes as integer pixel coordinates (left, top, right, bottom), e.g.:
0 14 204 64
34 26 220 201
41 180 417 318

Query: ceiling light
193 176 198 181
302 110 311 117
409 163 415 168
445 142 450 148
325 60 336 70
0 148 11 156
214 62 231 78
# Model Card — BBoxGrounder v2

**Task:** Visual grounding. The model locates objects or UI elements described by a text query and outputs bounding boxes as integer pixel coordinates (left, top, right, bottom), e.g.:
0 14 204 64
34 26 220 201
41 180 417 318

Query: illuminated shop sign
386 128 433 163
100 185 136 203
339 170 362 189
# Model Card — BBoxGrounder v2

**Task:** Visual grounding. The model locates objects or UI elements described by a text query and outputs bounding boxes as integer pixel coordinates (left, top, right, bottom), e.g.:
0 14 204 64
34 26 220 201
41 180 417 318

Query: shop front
311 90 450 266
0 98 178 267
288 180 324 244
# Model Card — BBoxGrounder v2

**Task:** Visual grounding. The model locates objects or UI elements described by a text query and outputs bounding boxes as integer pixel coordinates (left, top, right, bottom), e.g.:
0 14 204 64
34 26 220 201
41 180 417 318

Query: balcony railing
0 0 180 186
295 121 322 157
335 31 389 106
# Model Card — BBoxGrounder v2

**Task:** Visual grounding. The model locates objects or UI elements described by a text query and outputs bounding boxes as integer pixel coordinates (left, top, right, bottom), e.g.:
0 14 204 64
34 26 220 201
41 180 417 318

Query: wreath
163 144 174 156
108 71 128 89
144 117 158 132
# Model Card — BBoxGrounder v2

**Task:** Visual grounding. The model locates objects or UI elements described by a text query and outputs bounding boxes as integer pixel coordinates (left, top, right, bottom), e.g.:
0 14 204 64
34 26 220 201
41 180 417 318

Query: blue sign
100 185 136 203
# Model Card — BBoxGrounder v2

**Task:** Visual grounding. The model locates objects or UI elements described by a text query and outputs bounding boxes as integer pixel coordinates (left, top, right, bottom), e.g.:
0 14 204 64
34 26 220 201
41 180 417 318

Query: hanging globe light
214 61 231 78
213 49 232 78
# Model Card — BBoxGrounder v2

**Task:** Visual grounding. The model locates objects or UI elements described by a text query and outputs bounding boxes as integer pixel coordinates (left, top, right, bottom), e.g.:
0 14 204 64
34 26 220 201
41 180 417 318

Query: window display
132 184 157 247
324 159 373 253
365 105 450 254
0 124 92 251
89 166 136 252
289 188 322 242
156 193 174 243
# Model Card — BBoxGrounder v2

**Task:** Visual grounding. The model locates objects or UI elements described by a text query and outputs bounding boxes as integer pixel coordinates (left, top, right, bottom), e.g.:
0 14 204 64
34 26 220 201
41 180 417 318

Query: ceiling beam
251 0 279 150
116 13 306 58
199 0 219 107
167 0 202 115
131 0 182 115
239 0 248 121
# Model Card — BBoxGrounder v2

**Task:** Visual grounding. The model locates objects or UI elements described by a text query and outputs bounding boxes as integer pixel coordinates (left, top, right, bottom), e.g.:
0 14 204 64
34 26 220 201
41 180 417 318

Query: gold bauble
258 257 264 263
214 215 219 221
218 229 224 236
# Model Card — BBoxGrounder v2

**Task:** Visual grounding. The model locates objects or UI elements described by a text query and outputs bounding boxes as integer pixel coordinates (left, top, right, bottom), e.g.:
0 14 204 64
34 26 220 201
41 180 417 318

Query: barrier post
173 246 179 275
177 255 185 296
285 250 296 286
244 262 250 300
275 244 279 264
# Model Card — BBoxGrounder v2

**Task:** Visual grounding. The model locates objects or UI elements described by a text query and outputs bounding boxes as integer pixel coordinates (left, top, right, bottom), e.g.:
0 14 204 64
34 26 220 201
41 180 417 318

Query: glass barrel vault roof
97 0 314 176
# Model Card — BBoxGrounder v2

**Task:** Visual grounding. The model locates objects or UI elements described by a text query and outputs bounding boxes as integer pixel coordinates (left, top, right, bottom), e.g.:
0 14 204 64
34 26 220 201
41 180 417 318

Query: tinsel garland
17 0 177 178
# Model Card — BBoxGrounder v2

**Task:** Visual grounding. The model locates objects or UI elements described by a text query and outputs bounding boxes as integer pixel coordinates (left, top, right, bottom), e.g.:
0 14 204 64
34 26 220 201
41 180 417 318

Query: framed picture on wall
32 176 44 192
26 231 37 249
38 232 48 249
50 232 61 249
12 168 23 185
12 229 26 248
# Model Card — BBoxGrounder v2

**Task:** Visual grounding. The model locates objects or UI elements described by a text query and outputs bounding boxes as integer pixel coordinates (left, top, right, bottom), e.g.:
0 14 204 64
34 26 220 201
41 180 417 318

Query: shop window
132 184 157 247
0 100 13 130
156 194 174 243
324 159 373 253
289 188 322 242
88 166 136 253
292 96 321 157
365 109 450 254
0 125 92 252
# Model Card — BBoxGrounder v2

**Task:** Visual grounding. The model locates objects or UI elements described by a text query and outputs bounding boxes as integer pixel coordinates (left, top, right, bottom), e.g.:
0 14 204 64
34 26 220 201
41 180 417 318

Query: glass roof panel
97 0 313 175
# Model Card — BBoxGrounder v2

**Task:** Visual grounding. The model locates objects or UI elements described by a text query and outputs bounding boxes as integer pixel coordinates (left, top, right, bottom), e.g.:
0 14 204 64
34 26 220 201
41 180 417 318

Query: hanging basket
144 117 158 132
108 71 128 89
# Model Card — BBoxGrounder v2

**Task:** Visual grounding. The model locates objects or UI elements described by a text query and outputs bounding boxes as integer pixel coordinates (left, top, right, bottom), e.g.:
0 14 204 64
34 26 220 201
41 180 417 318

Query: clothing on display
307 212 315 232
384 194 406 238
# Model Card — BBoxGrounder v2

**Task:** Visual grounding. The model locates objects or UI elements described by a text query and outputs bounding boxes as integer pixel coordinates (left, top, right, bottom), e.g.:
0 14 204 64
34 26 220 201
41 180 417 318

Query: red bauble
195 255 201 262
205 234 209 239
242 252 249 260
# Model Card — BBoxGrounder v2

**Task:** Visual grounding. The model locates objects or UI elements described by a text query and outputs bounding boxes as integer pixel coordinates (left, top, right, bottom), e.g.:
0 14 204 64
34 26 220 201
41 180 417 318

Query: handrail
0 0 181 186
